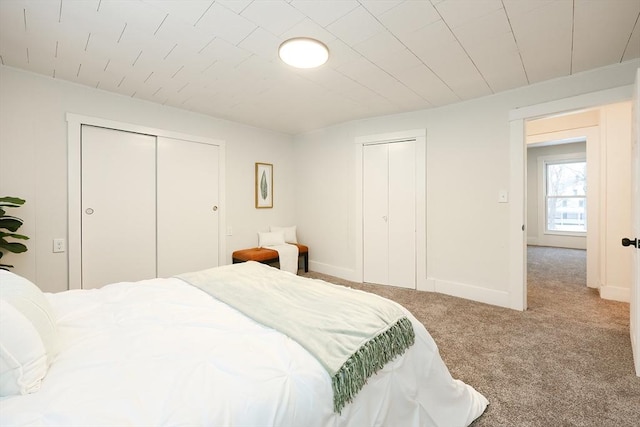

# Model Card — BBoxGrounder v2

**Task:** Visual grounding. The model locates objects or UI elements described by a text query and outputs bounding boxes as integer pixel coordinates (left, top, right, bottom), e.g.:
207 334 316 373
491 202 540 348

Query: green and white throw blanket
177 261 415 413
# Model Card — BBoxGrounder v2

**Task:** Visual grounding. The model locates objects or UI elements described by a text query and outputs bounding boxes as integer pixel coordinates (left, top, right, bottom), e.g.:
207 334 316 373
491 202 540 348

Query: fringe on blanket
331 316 415 413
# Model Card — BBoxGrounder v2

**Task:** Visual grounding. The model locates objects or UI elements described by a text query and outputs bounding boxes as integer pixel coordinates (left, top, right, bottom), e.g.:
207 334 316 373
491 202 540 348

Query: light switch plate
498 190 509 203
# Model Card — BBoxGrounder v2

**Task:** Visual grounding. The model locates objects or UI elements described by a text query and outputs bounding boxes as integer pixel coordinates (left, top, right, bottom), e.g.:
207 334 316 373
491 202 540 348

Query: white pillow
0 300 48 396
269 225 297 244
0 270 59 396
258 231 286 248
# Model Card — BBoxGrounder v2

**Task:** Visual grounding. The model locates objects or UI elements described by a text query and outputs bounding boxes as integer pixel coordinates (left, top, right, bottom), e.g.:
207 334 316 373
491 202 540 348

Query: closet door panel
81 125 157 289
363 144 389 285
157 137 220 277
388 141 416 289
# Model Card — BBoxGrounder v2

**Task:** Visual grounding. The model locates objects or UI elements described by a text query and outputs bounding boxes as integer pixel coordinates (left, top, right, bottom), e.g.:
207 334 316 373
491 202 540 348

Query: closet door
388 142 416 288
81 125 157 289
363 141 416 289
157 137 220 277
363 144 389 285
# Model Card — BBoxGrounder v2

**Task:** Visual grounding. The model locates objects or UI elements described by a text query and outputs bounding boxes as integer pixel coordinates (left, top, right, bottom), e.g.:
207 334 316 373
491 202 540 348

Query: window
545 160 586 233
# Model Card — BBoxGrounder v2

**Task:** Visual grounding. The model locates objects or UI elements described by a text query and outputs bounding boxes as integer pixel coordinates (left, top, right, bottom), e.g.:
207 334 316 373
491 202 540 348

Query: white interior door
388 141 416 288
81 125 156 289
363 144 389 285
157 137 220 277
363 141 416 289
631 69 640 377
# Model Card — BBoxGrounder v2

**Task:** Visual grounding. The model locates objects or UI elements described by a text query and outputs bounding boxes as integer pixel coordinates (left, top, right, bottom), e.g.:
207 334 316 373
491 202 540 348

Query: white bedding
0 272 487 426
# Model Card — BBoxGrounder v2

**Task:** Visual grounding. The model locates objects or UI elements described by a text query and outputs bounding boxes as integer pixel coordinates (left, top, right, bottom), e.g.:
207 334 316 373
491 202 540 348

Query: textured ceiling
1 0 639 134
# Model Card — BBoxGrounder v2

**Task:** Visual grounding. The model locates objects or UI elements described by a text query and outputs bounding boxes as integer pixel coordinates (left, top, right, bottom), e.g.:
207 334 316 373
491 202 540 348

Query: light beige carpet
302 246 639 426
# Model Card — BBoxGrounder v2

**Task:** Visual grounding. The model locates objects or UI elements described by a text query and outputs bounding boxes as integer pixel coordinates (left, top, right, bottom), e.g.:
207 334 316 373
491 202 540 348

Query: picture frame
255 162 273 208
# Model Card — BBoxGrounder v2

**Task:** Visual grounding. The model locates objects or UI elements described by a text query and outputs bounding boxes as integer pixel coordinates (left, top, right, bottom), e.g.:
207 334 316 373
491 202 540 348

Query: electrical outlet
53 238 65 253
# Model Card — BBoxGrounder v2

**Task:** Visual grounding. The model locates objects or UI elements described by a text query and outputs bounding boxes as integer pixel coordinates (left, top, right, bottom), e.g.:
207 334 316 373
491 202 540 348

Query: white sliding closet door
157 137 220 277
81 125 157 289
363 141 416 289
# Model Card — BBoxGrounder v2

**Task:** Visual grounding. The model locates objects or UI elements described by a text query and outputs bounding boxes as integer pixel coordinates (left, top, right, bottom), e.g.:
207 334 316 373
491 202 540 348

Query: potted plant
0 196 29 270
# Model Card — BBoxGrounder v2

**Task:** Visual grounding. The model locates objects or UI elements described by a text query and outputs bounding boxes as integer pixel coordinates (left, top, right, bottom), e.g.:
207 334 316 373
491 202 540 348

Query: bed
0 262 487 426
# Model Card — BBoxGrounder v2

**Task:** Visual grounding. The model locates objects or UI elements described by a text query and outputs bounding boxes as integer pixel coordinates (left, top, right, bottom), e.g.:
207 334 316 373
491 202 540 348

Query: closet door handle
621 237 638 248
85 208 94 215
212 206 218 212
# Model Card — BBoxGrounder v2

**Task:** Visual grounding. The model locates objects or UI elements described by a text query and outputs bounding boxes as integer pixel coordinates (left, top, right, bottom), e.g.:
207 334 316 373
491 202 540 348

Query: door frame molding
508 85 632 310
354 129 427 290
66 113 226 290
632 68 640 377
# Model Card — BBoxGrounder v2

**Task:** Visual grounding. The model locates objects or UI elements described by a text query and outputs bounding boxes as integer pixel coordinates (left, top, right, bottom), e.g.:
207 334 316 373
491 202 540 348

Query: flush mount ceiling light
278 37 329 69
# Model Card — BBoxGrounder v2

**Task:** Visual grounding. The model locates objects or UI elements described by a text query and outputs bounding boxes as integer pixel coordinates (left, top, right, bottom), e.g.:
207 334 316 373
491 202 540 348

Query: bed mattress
0 273 487 426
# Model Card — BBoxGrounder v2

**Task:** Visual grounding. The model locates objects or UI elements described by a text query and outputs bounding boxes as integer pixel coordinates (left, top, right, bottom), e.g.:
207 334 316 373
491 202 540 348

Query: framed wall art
255 162 273 208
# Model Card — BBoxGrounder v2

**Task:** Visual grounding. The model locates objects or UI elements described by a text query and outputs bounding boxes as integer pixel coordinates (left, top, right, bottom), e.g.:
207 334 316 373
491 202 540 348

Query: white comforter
0 275 487 426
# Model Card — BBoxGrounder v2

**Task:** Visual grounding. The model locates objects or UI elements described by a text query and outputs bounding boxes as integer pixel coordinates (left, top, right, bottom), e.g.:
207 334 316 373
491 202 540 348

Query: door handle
621 237 638 248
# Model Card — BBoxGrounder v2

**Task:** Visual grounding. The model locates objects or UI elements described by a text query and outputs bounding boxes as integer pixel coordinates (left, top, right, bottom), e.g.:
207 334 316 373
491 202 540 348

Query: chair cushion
233 244 308 262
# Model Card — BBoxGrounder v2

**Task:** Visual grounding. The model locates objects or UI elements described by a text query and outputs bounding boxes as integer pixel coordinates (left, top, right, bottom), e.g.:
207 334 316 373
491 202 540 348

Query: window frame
538 153 587 237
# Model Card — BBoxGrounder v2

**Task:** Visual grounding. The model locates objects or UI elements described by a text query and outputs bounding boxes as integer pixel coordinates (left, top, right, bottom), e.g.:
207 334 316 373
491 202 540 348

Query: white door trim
631 68 640 377
66 113 226 290
354 129 427 290
508 85 633 311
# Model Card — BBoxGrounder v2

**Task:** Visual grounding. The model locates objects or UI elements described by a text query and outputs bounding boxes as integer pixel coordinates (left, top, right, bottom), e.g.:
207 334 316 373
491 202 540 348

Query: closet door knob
85 208 94 215
212 206 218 212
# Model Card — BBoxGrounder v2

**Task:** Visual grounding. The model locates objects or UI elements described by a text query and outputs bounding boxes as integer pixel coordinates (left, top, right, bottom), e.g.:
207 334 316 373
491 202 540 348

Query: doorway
508 86 633 311
525 110 596 298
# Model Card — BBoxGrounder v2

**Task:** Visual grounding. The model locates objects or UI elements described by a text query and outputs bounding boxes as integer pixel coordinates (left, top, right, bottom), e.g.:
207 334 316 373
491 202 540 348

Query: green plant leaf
3 233 29 240
0 217 24 232
0 241 28 254
0 196 25 207
0 196 28 260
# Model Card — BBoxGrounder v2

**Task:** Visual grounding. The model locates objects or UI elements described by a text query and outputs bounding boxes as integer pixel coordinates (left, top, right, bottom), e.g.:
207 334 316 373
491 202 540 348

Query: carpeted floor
302 246 639 426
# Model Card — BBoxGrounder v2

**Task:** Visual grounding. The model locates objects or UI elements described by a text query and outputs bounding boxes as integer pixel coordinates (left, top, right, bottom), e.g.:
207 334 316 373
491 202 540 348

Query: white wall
2 60 637 306
0 66 295 292
527 141 587 249
294 60 640 308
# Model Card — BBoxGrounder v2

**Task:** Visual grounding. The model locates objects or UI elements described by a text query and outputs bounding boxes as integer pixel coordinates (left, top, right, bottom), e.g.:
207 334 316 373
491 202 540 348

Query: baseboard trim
433 278 511 309
599 285 630 303
527 237 539 246
308 261 358 282
420 278 436 292
309 262 512 309
529 238 586 250
632 325 640 376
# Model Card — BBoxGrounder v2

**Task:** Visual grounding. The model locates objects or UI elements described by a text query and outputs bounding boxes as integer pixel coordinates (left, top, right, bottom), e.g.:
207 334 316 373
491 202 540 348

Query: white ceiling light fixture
278 37 329 69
